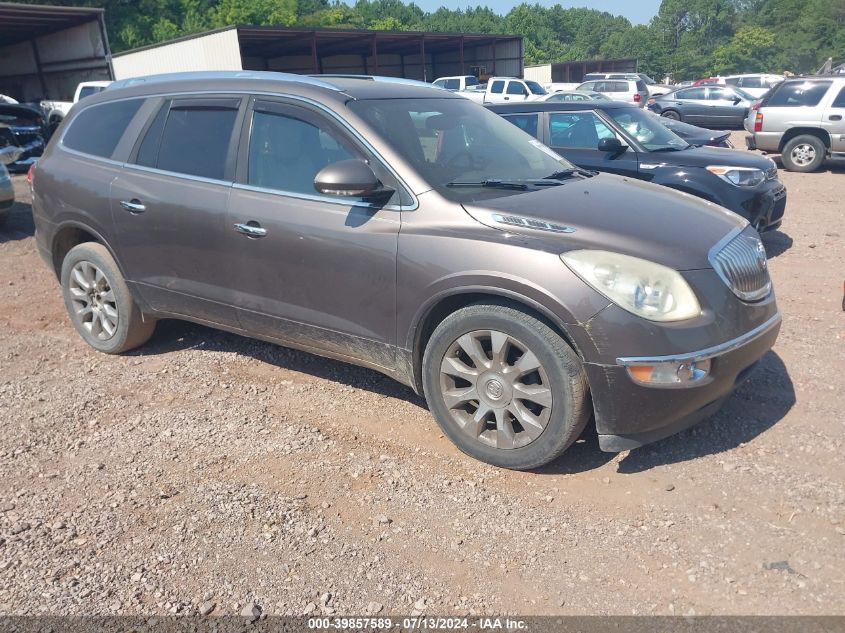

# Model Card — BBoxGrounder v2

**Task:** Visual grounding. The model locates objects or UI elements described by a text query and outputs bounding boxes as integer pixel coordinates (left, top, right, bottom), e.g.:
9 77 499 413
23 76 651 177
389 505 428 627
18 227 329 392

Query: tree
713 25 777 73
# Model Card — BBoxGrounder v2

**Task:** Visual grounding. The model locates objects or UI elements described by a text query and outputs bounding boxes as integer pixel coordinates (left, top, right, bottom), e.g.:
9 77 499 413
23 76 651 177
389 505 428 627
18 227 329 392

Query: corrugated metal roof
0 1 104 46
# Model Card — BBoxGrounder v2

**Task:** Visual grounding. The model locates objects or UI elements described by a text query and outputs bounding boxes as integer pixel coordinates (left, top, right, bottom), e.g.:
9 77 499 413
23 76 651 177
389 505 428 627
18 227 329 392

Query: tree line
12 0 845 80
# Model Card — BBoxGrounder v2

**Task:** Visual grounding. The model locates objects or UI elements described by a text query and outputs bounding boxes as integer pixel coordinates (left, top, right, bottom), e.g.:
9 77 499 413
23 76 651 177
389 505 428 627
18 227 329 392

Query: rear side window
741 76 762 88
136 98 240 180
63 98 143 159
767 81 832 107
444 79 459 90
833 86 845 108
490 81 505 94
502 113 539 138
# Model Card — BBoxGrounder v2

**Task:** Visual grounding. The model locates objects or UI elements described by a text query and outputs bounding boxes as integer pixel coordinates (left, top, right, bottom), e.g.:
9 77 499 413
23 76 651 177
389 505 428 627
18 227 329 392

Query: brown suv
32 72 781 470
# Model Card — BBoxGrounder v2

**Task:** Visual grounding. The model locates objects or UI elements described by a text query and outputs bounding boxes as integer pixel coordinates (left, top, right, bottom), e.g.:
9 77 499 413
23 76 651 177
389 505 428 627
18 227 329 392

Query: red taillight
26 162 36 186
634 93 642 103
754 112 764 133
751 101 761 111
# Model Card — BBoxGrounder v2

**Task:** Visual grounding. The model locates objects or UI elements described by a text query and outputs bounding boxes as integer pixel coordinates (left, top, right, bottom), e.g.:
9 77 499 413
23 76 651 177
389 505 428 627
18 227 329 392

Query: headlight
561 250 701 322
706 165 765 187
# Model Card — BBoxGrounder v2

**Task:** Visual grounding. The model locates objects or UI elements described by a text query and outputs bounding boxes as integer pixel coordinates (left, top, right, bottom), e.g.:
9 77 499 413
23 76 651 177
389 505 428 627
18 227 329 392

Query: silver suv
745 77 845 172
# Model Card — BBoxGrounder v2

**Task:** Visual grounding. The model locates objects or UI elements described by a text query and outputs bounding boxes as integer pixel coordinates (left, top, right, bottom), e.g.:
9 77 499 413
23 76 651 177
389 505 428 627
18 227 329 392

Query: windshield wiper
650 146 689 152
543 168 594 180
446 179 530 190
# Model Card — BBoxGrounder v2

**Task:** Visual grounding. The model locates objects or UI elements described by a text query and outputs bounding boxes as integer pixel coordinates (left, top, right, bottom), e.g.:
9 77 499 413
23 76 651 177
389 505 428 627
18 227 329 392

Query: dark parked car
652 112 733 148
0 103 45 172
647 85 756 128
32 72 780 470
489 101 785 232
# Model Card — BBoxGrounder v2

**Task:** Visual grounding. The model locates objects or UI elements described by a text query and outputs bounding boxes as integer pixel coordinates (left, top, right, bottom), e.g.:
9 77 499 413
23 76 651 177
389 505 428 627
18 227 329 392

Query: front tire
781 135 826 172
60 243 155 354
422 303 590 470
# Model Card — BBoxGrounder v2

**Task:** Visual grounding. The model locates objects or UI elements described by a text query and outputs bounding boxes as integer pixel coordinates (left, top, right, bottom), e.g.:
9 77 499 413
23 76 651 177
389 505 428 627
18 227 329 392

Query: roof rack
107 70 340 92
308 74 434 88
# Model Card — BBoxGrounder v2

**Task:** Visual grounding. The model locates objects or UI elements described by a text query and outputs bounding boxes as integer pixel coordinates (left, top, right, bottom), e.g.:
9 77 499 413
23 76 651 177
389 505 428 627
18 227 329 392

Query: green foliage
5 0 843 79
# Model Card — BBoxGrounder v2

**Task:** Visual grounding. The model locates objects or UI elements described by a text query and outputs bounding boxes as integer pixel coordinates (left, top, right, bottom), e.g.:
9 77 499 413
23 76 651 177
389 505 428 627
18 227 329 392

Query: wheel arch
50 221 124 281
408 287 586 395
778 127 831 153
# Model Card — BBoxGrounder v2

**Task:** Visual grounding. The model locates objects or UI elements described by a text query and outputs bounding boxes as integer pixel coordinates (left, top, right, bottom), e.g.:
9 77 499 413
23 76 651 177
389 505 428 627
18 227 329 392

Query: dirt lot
0 134 843 617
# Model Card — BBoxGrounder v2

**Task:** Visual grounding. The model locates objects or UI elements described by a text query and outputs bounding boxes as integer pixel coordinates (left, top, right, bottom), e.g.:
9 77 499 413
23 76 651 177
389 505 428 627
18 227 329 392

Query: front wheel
60 242 156 354
781 135 826 172
422 303 590 470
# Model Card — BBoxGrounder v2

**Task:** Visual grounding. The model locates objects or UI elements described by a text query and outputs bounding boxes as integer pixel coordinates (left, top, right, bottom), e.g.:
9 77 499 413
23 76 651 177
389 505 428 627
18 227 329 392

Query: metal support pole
492 37 497 76
420 36 426 81
459 36 464 75
311 32 319 74
372 35 379 75
30 39 48 98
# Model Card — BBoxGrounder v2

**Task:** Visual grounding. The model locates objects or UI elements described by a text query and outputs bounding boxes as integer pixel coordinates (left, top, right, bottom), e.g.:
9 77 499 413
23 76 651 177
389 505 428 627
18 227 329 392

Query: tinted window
155 100 239 179
63 98 143 159
78 85 104 100
675 87 706 100
767 81 832 107
502 113 539 138
833 86 845 108
741 76 762 88
444 79 460 90
248 109 358 195
506 82 526 95
706 87 734 101
466 76 479 87
432 79 446 88
724 77 740 86
636 80 647 92
135 103 168 168
549 112 616 149
490 81 505 94
577 82 595 91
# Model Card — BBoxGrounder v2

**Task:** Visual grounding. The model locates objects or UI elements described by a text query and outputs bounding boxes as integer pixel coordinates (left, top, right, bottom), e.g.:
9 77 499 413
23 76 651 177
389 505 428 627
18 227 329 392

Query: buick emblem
486 379 504 401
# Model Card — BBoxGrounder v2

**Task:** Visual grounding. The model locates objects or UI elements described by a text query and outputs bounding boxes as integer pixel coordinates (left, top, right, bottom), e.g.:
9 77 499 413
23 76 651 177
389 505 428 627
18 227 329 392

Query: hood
649 145 775 170
463 172 746 271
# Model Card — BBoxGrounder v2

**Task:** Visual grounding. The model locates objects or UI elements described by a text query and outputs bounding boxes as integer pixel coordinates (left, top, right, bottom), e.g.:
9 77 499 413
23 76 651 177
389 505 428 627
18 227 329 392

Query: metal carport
0 1 113 102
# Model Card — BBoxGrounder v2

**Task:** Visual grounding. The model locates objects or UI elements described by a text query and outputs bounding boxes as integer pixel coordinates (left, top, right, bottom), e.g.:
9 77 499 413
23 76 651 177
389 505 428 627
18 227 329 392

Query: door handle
830 115 843 121
120 199 146 214
234 222 267 238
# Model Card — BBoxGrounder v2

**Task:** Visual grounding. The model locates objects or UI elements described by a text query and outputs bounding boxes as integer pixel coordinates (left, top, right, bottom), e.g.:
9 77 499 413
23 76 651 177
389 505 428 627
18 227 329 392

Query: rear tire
661 109 681 121
422 302 590 470
781 135 826 172
60 242 155 354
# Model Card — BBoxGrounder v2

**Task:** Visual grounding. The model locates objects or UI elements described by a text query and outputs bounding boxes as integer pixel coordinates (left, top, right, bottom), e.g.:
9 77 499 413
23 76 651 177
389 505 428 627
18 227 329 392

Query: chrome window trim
617 312 781 366
232 182 403 214
57 89 419 211
57 94 149 153
122 162 233 187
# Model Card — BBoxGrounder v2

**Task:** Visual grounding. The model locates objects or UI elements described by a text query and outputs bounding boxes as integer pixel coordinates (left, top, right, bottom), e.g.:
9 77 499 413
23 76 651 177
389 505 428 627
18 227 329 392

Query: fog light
625 359 711 387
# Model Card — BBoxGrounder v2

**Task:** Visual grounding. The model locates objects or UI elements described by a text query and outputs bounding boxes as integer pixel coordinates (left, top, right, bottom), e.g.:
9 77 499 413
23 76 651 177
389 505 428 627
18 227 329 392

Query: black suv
489 101 786 232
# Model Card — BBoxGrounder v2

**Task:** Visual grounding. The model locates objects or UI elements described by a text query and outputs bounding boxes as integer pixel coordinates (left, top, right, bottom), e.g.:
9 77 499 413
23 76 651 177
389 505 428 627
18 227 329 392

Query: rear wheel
661 109 681 121
781 135 826 172
422 303 590 470
60 243 155 354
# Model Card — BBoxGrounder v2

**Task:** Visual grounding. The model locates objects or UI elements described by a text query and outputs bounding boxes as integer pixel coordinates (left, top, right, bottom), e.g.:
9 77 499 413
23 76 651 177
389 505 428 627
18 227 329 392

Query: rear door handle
830 115 843 121
234 222 267 238
120 199 146 214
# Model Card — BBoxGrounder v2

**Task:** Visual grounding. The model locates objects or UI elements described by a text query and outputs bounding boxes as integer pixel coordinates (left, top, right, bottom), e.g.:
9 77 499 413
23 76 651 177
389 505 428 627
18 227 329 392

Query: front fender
643 167 724 207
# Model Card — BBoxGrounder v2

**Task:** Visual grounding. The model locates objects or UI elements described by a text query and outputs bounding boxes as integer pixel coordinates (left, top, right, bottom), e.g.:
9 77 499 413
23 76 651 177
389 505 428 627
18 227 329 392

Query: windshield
0 106 42 127
525 80 548 95
731 86 756 101
607 107 689 151
348 98 577 202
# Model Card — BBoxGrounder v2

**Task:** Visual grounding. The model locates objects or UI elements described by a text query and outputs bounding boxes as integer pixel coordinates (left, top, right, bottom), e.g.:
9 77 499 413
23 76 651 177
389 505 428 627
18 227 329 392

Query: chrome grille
710 226 771 302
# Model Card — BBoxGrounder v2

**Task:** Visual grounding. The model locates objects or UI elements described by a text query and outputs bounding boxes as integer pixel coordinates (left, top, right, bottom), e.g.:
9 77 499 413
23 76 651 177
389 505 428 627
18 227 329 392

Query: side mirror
598 137 625 154
314 159 382 197
732 97 742 105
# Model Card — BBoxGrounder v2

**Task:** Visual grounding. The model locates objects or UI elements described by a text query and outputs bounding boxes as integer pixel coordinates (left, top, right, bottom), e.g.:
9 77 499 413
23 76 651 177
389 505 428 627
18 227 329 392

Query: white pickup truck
42 80 112 126
458 77 548 104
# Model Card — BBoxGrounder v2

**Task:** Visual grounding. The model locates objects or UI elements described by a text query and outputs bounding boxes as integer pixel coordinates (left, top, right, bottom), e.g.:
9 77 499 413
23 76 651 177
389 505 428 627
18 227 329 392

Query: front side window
490 81 505 94
465 76 480 87
432 79 446 88
348 97 575 202
548 112 616 148
506 82 526 95
675 87 706 100
151 100 239 180
525 81 547 95
832 86 845 108
248 106 359 195
78 86 105 100
444 79 460 90
63 98 143 159
741 76 762 89
706 87 734 101
767 81 832 107
502 113 539 138
607 107 689 151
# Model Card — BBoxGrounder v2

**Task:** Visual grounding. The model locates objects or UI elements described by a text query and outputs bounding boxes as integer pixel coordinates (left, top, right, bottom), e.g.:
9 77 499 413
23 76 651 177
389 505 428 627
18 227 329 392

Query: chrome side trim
616 312 781 366
232 182 403 214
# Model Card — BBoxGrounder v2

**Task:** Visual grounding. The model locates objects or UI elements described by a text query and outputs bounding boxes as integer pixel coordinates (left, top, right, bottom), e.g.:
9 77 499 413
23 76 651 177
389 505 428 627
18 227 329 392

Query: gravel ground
0 134 843 617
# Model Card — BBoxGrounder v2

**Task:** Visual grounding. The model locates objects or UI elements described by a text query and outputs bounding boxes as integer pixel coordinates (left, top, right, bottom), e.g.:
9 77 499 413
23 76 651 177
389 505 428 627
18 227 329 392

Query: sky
411 0 663 25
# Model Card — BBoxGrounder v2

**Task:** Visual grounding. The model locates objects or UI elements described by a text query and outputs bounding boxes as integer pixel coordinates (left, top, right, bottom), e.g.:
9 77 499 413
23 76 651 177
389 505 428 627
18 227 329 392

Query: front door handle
120 199 146 214
830 115 843 121
234 222 267 238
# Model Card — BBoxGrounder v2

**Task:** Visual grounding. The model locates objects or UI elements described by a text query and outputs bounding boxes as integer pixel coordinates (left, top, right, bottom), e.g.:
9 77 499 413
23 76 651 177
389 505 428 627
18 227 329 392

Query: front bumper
585 312 781 452
737 179 786 232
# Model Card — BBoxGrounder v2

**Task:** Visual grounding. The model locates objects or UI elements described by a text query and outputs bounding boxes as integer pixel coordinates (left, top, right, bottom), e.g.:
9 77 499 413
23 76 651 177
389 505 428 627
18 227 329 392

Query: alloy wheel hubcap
791 144 816 166
69 261 118 340
439 330 553 450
